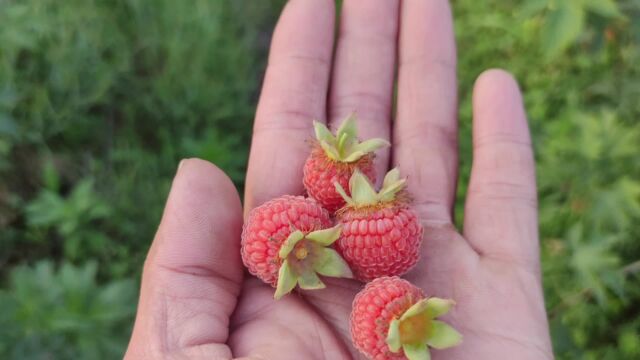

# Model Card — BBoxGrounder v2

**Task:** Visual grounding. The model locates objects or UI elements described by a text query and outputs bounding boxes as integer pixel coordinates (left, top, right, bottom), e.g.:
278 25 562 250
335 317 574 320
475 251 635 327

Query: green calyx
274 225 353 299
386 298 462 360
335 168 406 208
314 114 390 163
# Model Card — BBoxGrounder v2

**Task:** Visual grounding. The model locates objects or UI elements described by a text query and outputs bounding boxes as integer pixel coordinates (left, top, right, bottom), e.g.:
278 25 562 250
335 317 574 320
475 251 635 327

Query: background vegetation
0 0 638 358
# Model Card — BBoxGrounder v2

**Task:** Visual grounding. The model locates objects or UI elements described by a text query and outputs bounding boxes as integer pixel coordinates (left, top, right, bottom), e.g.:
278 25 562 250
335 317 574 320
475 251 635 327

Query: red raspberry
335 169 423 281
303 115 389 213
241 195 353 299
351 277 461 360
337 207 421 281
351 277 423 360
303 145 376 213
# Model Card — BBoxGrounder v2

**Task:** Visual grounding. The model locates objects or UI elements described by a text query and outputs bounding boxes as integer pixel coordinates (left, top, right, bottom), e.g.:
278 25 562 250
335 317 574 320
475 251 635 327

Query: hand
125 1 553 359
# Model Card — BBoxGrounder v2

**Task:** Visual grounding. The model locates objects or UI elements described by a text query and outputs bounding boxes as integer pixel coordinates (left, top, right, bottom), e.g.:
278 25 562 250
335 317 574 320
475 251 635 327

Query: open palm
126 1 553 359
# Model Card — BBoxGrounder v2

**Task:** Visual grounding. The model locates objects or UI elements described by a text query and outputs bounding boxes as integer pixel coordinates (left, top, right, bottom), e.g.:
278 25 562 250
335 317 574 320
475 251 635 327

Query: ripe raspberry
303 115 389 213
304 145 376 213
335 169 423 281
351 277 462 360
241 195 353 299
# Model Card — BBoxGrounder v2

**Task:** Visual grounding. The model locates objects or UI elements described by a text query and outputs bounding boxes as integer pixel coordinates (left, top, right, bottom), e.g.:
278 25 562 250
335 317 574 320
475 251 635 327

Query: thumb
126 158 244 359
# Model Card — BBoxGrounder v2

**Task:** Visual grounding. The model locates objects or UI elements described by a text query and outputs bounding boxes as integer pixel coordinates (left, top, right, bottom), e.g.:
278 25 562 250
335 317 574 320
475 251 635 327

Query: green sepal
425 298 455 318
314 248 353 278
400 298 430 321
274 260 298 300
382 167 401 187
336 168 408 208
279 230 305 259
379 167 407 202
341 151 368 163
305 224 342 246
400 297 454 320
349 170 379 206
334 182 355 207
349 138 391 159
427 321 463 349
320 140 341 161
314 121 334 144
386 318 402 352
385 297 462 354
402 343 431 360
336 114 358 141
337 132 351 153
312 114 389 163
274 227 353 300
298 270 326 290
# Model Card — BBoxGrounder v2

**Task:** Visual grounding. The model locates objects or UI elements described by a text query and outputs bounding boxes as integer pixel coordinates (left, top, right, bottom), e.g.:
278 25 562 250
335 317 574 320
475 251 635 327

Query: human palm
126 1 553 359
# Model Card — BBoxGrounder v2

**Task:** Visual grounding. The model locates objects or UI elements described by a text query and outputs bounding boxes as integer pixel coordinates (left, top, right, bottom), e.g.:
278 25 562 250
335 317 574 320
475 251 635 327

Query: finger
464 69 539 268
244 0 335 214
301 0 401 343
126 159 243 359
328 0 399 178
394 0 458 224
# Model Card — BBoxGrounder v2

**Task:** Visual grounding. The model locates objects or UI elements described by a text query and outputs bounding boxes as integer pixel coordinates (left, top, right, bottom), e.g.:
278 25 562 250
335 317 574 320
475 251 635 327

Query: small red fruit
351 277 462 360
303 115 389 212
335 169 423 281
241 195 353 299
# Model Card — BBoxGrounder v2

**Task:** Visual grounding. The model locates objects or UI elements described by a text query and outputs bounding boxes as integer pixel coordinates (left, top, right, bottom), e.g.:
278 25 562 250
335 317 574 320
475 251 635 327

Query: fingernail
178 159 186 172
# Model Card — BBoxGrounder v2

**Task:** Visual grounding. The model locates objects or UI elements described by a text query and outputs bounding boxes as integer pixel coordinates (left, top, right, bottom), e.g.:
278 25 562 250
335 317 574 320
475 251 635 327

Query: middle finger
393 0 459 224
327 0 400 180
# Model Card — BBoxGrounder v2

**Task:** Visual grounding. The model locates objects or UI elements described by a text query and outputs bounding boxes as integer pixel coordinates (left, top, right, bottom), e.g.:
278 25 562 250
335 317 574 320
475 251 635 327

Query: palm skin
125 1 553 359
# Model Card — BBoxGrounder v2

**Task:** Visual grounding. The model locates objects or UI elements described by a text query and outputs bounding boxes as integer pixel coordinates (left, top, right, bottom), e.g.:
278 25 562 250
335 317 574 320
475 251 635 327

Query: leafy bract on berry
274 224 353 299
386 297 462 360
335 168 407 208
313 114 389 163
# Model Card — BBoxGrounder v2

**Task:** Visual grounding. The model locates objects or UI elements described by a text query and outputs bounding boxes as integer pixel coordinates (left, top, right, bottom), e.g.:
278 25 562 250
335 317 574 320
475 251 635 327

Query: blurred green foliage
0 261 136 359
0 0 638 358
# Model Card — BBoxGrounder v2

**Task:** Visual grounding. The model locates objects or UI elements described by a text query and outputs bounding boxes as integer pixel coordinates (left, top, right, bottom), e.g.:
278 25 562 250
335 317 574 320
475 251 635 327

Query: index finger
244 0 335 215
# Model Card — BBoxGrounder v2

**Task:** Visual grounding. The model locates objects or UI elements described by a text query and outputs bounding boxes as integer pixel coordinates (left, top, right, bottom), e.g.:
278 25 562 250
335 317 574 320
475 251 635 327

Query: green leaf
0 113 18 138
25 191 65 226
518 0 549 18
427 321 463 349
402 343 431 360
274 260 298 300
583 0 621 17
42 158 61 192
569 229 621 305
314 248 353 278
542 1 585 60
